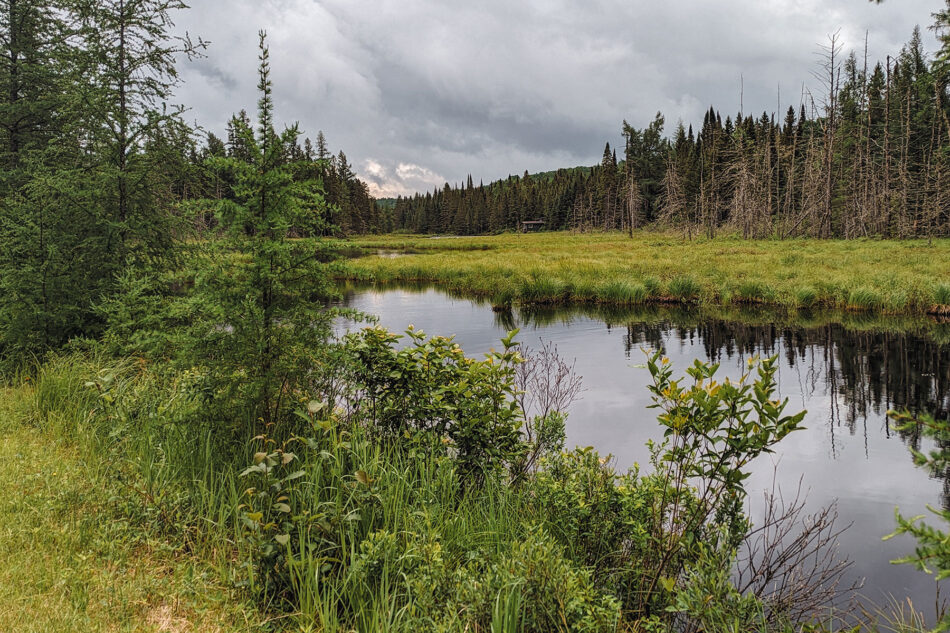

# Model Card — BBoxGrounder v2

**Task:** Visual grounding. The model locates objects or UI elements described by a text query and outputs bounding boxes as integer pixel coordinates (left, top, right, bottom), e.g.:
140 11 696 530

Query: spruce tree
75 0 204 270
0 0 99 360
189 32 336 428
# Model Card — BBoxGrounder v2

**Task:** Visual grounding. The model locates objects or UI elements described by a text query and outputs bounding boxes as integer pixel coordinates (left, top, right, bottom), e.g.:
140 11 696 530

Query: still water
337 284 950 616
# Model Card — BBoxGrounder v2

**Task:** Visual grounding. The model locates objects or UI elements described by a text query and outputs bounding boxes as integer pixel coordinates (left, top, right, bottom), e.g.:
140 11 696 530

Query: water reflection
502 301 950 499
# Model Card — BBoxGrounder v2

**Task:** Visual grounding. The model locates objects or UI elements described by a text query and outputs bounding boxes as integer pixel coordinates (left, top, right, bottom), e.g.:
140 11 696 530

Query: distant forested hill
388 25 950 239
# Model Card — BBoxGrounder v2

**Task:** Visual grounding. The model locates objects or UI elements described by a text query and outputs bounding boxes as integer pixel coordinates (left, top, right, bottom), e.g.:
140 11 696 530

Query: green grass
935 284 950 310
667 275 701 301
599 280 648 304
0 366 261 633
334 231 950 315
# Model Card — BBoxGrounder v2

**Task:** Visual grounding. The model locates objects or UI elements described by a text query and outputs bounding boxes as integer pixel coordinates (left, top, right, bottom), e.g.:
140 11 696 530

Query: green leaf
283 470 306 481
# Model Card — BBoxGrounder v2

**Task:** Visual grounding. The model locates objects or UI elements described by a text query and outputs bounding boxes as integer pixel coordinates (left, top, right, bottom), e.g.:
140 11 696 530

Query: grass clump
848 287 884 311
599 280 648 304
935 284 950 307
668 275 701 302
643 275 663 297
796 287 818 308
735 281 776 304
491 283 517 309
569 276 601 303
519 275 570 304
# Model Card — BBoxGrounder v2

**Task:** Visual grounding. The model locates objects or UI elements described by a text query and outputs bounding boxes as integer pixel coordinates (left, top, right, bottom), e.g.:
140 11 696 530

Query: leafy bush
886 411 950 589
451 526 621 632
532 448 660 607
236 437 307 595
344 326 526 482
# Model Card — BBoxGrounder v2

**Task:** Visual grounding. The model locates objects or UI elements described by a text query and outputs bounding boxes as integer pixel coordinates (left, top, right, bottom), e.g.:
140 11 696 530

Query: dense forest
391 23 950 239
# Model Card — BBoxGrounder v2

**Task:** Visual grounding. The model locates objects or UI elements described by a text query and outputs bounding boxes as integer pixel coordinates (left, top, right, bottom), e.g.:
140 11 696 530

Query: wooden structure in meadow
520 220 546 232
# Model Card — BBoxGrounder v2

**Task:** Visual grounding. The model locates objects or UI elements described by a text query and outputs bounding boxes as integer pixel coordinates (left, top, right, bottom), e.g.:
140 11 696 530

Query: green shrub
236 439 308 595
452 526 621 632
344 326 526 483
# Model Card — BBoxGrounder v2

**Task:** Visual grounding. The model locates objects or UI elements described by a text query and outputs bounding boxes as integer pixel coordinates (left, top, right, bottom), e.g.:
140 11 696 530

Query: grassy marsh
335 232 950 315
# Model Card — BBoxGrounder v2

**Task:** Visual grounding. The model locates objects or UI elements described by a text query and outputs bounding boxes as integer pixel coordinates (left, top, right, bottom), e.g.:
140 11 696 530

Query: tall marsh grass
338 232 950 315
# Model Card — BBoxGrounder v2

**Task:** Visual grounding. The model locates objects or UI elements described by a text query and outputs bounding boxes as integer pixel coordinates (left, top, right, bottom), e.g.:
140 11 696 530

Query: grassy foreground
0 380 260 633
336 232 950 315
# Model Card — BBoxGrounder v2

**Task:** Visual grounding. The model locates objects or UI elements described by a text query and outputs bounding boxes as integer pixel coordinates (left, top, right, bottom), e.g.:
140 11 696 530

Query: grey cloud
192 61 238 91
172 0 942 197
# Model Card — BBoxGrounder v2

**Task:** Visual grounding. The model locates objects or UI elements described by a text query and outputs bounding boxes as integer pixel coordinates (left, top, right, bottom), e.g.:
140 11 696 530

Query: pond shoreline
333 232 950 318
333 279 950 344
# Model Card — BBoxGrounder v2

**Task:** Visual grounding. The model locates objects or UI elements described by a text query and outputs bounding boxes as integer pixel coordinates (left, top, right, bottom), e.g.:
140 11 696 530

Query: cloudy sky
173 0 941 197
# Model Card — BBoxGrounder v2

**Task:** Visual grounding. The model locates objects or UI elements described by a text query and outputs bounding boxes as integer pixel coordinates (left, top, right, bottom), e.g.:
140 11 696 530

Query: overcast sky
173 0 942 197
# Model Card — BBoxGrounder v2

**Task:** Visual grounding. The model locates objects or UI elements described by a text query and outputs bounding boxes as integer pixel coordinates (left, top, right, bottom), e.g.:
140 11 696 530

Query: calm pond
337 284 950 615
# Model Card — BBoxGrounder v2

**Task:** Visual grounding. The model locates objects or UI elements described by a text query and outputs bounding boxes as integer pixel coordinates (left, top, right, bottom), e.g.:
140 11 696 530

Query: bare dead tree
813 30 844 238
734 477 860 627
658 157 691 238
784 128 825 238
513 339 584 477
625 166 643 237
727 138 773 239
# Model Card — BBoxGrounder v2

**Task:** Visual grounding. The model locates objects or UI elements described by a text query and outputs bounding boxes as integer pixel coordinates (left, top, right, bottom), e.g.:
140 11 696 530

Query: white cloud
360 159 446 198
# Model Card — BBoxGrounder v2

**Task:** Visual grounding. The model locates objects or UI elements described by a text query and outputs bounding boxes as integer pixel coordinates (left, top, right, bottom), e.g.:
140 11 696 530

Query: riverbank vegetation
0 375 263 633
339 232 950 315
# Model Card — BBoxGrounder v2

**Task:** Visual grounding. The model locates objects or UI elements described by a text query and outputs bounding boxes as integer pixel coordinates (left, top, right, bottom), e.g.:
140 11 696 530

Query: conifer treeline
191 120 390 235
0 0 384 361
391 24 950 239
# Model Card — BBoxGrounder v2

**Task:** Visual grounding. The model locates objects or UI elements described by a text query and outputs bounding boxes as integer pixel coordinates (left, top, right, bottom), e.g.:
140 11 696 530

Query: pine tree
0 0 103 360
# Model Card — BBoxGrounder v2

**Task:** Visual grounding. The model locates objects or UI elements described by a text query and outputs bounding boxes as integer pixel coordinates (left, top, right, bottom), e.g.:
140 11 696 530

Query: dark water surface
337 285 950 618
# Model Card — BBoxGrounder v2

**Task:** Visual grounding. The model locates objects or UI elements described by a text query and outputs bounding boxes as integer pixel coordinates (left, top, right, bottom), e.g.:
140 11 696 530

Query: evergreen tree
75 0 204 268
189 32 336 427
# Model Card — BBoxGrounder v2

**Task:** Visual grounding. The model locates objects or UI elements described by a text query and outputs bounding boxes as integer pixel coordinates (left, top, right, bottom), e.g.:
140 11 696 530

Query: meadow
336 232 950 315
